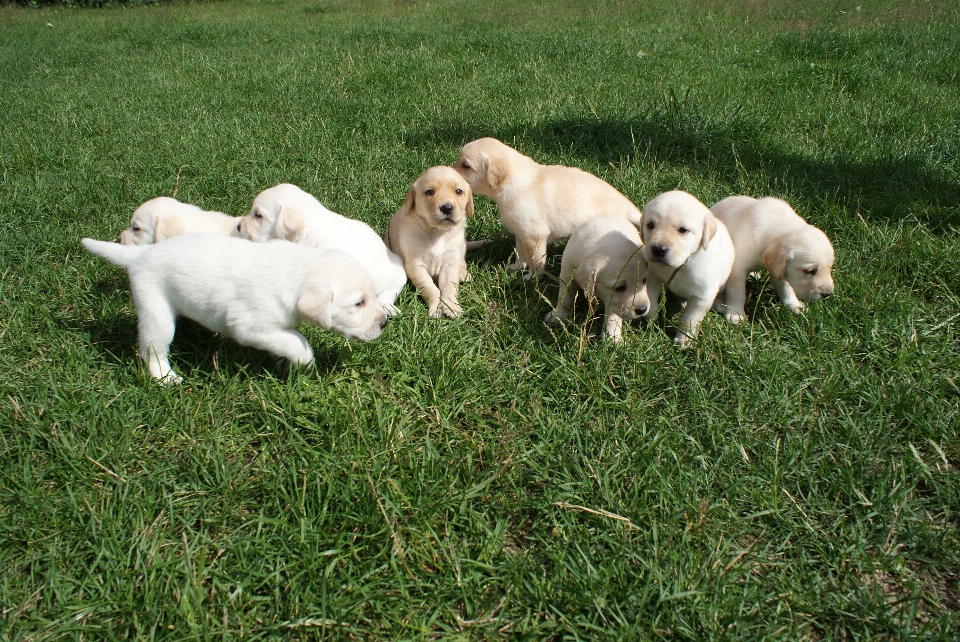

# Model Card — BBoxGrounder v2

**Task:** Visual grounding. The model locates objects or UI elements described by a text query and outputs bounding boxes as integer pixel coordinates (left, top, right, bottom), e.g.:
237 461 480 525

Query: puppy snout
439 203 454 215
650 244 668 260
379 317 388 330
821 289 833 299
635 305 648 316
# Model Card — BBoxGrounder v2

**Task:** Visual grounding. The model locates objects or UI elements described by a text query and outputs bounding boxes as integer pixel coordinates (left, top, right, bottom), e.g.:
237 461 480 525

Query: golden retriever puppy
545 217 650 344
710 196 835 323
119 197 239 245
641 191 735 347
82 235 387 385
236 184 408 316
452 137 642 278
385 167 489 318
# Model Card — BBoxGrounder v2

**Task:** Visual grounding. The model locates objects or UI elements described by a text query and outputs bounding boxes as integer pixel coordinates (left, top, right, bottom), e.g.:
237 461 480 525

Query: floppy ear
297 286 334 329
762 240 791 281
485 156 510 191
579 262 601 302
700 212 718 251
402 184 416 217
154 214 185 242
638 213 646 243
274 205 305 241
465 186 475 218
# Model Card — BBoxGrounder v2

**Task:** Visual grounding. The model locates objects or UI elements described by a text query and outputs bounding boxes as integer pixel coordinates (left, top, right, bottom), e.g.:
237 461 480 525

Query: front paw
383 302 401 317
508 261 526 271
785 300 806 314
724 310 746 324
674 331 692 349
159 371 183 386
436 302 463 319
544 308 568 324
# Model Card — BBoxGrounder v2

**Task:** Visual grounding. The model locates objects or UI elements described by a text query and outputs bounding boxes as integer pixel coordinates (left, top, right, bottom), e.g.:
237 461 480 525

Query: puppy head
402 166 473 228
763 225 835 301
452 137 511 197
641 191 717 268
297 252 388 341
584 242 651 321
237 184 307 243
119 197 186 245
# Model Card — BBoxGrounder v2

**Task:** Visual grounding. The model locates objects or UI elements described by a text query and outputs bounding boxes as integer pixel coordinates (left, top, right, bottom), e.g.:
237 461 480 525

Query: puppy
119 197 239 245
545 217 650 343
452 137 642 278
710 196 835 323
236 184 407 315
385 167 489 318
640 191 735 347
82 234 387 384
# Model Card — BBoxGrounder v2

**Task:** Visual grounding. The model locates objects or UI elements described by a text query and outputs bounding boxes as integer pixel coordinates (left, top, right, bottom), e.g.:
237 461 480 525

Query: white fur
236 184 407 315
710 196 835 323
385 167 489 318
82 234 387 384
453 137 642 278
545 217 650 344
640 191 735 347
119 197 240 245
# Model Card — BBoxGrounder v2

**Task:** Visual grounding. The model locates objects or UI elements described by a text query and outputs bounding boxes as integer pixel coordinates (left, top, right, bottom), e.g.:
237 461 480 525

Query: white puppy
452 137 642 278
236 184 407 315
119 197 239 245
711 196 835 323
640 191 735 347
82 234 387 384
385 167 489 319
545 217 650 344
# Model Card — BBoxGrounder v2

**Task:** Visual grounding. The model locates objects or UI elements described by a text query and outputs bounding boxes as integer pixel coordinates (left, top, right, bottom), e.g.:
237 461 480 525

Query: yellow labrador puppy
452 137 642 278
710 196 835 323
119 197 239 245
641 191 735 347
385 167 488 319
545 217 650 344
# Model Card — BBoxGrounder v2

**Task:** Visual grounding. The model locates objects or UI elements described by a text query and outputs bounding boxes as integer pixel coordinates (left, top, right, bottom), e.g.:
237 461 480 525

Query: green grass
1 0 958 638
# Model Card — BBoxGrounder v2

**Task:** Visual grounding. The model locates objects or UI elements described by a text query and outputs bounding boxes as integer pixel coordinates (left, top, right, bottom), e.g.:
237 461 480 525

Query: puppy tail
81 237 146 270
466 239 492 251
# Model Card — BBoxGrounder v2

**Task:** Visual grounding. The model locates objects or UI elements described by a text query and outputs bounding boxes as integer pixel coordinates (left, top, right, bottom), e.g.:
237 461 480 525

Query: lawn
1 0 958 638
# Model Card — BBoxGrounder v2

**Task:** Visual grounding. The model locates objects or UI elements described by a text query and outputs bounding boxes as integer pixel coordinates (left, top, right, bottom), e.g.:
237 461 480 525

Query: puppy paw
439 302 463 319
462 272 473 283
508 261 525 271
383 302 402 317
159 371 183 386
785 300 806 314
544 309 566 324
725 310 745 324
674 333 692 349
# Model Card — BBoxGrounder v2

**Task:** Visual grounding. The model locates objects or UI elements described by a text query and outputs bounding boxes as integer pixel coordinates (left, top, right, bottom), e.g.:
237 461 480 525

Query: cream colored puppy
452 137 642 278
236 184 407 315
385 167 489 319
641 191 735 347
545 217 650 344
710 196 835 323
82 234 387 385
119 197 239 245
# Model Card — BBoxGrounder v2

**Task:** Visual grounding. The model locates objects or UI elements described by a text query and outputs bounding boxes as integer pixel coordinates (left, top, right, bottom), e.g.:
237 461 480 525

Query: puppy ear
275 205 305 241
465 187 475 218
485 156 510 191
762 240 790 281
154 214 185 242
580 263 600 302
700 212 718 251
297 286 334 329
402 184 416 216
638 214 645 243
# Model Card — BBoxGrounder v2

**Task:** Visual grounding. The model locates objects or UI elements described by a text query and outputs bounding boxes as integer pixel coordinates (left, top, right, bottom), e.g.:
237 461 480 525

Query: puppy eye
425 189 435 196
804 267 818 276
678 227 689 234
461 162 471 170
254 211 263 219
355 298 366 308
614 283 627 293
642 278 647 284
131 224 140 232
455 189 463 195
645 222 655 229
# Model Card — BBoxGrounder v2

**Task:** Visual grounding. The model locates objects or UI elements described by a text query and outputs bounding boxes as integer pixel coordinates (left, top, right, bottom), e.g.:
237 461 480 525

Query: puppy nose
439 203 453 215
379 317 388 330
821 290 833 299
635 305 648 316
236 222 242 232
650 245 668 259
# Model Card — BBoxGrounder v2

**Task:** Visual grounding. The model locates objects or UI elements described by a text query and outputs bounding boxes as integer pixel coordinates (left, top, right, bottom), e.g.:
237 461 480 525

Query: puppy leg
135 295 181 385
643 276 663 324
717 269 748 323
459 258 471 283
509 238 530 272
523 237 548 279
246 329 315 368
602 313 625 344
406 263 444 318
775 279 805 314
378 263 408 317
674 295 714 348
545 261 575 324
437 261 463 319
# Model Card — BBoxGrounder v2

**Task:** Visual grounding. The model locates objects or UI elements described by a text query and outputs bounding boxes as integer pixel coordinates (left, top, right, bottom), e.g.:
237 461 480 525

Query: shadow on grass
406 98 960 232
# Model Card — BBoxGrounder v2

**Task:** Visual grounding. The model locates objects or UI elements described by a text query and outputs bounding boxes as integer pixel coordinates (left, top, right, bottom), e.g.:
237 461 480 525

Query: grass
1 0 958 638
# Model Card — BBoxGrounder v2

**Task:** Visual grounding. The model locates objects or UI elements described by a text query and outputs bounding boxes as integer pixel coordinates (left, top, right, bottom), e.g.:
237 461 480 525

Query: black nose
439 203 453 215
635 305 648 316
821 290 832 299
236 222 242 232
650 245 668 259
379 318 388 330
